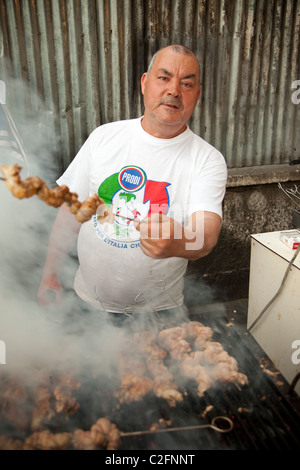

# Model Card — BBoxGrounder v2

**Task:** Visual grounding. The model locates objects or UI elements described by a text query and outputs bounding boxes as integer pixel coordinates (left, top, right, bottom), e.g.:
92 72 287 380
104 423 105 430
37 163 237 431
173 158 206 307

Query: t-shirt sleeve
188 148 227 218
56 136 92 202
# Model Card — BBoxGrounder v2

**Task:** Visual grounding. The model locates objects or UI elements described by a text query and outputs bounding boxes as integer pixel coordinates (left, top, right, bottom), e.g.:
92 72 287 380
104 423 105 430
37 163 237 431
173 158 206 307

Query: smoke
0 186 123 378
0 78 125 386
0 101 57 379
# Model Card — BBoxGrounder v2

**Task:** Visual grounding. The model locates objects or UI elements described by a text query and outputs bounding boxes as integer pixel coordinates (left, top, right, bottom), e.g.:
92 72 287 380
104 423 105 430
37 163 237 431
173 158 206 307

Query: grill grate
114 310 300 450
1 306 299 450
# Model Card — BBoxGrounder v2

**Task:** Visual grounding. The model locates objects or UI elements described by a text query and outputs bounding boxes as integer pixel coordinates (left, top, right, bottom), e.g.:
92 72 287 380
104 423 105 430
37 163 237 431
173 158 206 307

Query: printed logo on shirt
92 165 170 247
118 166 146 192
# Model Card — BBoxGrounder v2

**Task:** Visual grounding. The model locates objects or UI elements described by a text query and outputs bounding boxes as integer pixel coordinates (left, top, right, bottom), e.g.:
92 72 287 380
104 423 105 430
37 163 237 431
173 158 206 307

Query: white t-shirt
57 117 227 313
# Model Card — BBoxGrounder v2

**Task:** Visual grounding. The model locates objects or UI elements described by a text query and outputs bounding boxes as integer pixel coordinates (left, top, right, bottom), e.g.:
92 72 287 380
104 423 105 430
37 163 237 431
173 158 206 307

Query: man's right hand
36 203 81 307
37 273 63 306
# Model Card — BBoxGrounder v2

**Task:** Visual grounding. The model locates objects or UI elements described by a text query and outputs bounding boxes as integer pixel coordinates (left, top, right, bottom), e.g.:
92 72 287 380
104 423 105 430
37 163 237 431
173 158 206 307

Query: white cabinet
247 231 300 396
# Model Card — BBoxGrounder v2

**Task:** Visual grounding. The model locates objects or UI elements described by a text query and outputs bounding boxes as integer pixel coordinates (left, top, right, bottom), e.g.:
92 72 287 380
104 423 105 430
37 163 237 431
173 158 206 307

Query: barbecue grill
113 304 300 450
1 300 300 451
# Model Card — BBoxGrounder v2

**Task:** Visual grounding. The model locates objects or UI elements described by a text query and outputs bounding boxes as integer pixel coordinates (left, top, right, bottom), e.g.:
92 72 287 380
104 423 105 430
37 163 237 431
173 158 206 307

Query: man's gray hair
147 45 200 76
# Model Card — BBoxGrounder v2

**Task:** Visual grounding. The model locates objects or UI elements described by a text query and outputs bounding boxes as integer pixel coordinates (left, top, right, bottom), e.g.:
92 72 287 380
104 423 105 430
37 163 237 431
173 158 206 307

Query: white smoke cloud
0 77 110 381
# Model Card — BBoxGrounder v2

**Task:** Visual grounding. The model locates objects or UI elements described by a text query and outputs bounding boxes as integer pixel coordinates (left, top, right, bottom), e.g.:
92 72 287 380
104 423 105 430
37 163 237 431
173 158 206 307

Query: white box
280 230 300 250
247 231 300 396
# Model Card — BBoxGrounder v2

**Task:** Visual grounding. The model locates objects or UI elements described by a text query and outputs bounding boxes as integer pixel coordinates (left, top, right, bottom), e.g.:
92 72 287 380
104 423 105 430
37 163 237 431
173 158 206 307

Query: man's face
141 48 201 138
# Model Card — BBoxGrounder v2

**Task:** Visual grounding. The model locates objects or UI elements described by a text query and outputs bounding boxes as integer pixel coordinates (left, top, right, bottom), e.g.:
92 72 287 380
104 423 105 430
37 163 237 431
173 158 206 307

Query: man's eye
182 82 193 88
159 76 168 81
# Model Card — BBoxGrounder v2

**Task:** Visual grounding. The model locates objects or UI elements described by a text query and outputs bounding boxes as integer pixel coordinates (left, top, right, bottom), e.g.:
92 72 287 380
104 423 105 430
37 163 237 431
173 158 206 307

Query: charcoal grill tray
113 310 300 450
1 308 300 451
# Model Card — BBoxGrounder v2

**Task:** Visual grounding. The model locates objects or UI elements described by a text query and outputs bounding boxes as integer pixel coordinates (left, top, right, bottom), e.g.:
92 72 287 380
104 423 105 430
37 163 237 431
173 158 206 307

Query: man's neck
141 116 187 139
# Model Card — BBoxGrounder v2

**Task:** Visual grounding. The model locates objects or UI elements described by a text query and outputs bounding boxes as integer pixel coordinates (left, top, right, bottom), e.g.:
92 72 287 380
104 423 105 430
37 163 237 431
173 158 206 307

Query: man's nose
167 80 181 97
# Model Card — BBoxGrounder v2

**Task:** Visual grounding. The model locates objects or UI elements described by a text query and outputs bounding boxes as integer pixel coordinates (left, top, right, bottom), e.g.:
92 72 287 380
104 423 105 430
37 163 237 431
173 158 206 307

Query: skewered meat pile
114 322 248 406
1 379 30 430
23 430 72 450
114 331 184 407
0 417 120 450
0 373 121 450
30 375 81 432
0 373 81 434
53 373 81 415
114 353 154 404
0 163 107 223
0 321 248 449
0 434 24 450
31 384 55 431
135 331 184 407
161 321 248 397
72 417 121 450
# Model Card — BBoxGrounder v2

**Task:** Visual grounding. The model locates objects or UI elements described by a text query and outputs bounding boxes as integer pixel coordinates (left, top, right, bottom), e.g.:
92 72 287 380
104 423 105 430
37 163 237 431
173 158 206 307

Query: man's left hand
134 211 221 261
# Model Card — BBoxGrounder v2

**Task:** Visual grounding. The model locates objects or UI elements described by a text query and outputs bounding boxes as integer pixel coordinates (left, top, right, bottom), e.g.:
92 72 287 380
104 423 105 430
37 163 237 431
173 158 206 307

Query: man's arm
37 203 81 305
135 211 222 261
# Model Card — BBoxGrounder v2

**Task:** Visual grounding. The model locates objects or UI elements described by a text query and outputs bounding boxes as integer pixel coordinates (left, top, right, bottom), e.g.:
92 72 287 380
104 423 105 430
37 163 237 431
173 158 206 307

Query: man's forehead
153 49 199 76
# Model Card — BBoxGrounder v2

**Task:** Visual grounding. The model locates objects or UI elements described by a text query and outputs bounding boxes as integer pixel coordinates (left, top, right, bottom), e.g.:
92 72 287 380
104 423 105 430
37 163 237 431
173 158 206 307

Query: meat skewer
0 163 108 223
157 322 248 397
1 378 30 430
121 415 233 436
23 430 72 450
133 330 184 406
30 384 55 431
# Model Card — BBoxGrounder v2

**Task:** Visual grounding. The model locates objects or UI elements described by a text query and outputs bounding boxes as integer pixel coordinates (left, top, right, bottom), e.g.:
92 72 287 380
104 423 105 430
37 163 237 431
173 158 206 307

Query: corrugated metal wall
0 0 299 171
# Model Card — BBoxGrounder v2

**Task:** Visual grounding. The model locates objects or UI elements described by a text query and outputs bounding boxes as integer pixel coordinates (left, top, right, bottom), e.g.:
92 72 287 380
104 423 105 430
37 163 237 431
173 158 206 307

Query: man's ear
140 73 147 95
197 86 201 101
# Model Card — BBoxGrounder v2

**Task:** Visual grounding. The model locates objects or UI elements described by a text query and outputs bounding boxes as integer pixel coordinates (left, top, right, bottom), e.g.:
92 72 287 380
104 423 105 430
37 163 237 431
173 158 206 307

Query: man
37 45 227 325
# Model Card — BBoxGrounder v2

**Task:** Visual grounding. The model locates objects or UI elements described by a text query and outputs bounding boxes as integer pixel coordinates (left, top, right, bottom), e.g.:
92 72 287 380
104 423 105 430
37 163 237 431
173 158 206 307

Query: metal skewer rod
114 213 135 221
120 416 233 437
